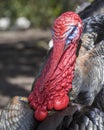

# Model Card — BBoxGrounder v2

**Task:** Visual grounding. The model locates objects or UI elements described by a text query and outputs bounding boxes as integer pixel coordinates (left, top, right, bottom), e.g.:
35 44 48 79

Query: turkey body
71 34 104 105
70 13 104 106
0 7 104 130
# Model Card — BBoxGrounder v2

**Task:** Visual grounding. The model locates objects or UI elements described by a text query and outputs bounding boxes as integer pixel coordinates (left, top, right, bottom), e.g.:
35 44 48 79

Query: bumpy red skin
28 12 82 121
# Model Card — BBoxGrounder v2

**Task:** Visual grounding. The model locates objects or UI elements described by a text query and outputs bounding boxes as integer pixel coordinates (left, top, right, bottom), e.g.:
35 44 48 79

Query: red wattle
28 44 77 121
35 108 48 121
53 94 69 110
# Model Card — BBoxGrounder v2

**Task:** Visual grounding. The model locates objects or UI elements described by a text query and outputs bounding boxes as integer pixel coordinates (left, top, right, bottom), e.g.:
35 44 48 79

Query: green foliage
0 0 90 28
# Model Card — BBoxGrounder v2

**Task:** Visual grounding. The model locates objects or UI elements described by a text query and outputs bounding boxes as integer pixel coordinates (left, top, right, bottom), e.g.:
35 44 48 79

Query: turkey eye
66 25 78 45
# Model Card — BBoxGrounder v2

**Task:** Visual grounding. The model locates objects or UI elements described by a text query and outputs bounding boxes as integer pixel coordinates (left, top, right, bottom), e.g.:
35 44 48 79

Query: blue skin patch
51 25 78 46
66 26 78 45
51 30 54 37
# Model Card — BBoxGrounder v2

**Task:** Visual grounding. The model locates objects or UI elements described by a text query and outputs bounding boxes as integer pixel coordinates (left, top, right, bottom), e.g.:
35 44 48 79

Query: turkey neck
40 40 65 82
35 39 78 90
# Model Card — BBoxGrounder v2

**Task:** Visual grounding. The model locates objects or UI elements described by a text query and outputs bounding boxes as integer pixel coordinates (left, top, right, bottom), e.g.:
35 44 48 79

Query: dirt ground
0 29 51 110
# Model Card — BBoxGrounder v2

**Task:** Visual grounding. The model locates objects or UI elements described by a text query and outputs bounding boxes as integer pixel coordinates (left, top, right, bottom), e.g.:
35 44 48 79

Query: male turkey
0 11 104 130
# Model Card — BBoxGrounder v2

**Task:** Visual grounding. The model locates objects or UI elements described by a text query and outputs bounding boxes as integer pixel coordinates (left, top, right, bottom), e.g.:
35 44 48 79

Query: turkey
0 10 104 130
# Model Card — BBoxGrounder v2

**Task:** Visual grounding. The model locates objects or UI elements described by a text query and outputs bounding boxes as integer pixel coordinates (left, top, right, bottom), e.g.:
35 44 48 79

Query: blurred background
0 0 92 110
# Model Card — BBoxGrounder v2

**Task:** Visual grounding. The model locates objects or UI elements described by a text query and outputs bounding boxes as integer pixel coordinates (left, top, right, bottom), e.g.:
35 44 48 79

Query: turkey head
28 12 82 121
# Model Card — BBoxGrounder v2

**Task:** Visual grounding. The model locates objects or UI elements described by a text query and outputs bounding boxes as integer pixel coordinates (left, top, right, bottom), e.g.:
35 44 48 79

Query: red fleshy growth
35 108 48 121
28 11 82 121
28 43 77 121
53 94 69 110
